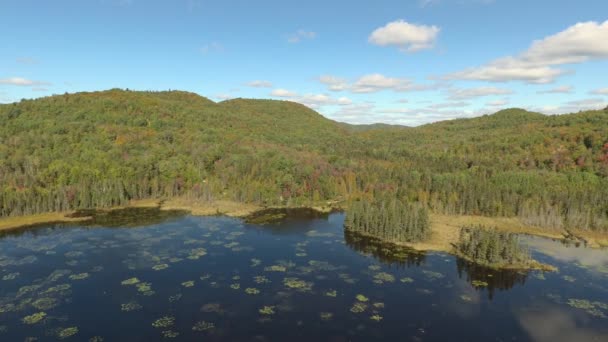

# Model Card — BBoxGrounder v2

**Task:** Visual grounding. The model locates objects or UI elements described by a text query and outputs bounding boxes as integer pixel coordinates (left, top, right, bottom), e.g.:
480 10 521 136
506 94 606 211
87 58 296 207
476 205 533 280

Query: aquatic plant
152 264 169 271
259 306 275 315
295 253 307 257
69 273 90 280
264 265 287 272
567 299 607 318
400 277 414 283
319 312 333 321
88 336 103 342
121 301 142 312
350 302 367 313
57 327 78 339
254 276 271 284
161 330 179 338
192 321 215 331
199 274 211 280
283 277 312 292
422 270 444 280
2 272 19 280
152 316 175 328
230 283 241 290
563 275 576 282
373 272 395 283
368 265 381 271
168 294 182 302
22 312 46 324
136 282 154 295
460 295 473 302
32 297 59 310
121 277 140 286
245 287 260 295
324 290 337 297
181 280 195 288
471 280 489 287
250 258 262 267
370 314 383 322
372 302 385 309
187 248 207 260
0 304 15 313
356 294 369 302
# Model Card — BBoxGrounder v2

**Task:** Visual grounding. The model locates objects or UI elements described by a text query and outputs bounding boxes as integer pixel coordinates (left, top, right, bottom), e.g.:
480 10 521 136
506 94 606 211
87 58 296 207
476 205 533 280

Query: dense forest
455 225 531 268
1 89 608 232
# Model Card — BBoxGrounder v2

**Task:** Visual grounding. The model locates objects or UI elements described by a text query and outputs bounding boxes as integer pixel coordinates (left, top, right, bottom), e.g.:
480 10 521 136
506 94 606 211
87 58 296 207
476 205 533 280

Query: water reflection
343 230 426 268
456 258 529 299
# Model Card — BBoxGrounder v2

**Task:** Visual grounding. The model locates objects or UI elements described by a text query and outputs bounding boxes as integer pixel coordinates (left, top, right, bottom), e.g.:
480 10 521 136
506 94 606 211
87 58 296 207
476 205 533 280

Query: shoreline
1 198 606 252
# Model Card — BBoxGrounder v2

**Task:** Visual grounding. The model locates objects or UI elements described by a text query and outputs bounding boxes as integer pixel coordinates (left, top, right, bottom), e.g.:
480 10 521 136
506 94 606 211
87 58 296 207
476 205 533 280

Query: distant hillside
1 89 607 231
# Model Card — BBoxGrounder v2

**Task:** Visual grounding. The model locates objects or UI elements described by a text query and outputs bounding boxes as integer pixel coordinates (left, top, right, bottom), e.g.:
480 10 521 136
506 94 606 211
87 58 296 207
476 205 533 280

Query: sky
1 0 608 126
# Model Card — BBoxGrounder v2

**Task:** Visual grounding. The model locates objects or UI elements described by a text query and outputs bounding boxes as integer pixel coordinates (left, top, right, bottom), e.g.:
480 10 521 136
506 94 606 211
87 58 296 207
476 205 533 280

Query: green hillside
1 89 607 231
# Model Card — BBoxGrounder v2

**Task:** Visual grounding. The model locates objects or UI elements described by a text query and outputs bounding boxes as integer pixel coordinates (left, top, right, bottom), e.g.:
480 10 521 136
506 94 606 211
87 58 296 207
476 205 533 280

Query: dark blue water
0 209 607 341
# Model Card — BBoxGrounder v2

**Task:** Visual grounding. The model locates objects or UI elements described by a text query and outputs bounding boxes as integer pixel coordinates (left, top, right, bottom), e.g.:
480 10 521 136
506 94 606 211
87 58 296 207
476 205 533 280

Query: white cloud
486 98 509 106
270 88 298 97
534 98 607 114
200 42 223 55
287 30 316 43
447 86 513 100
428 101 470 109
590 87 608 95
246 80 273 88
537 85 573 94
446 20 608 83
319 73 443 94
0 77 50 86
318 75 348 91
369 20 440 52
214 93 233 100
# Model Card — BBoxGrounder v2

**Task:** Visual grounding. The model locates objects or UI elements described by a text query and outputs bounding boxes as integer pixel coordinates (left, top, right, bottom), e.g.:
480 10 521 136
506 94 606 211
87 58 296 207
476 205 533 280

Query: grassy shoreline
1 198 605 253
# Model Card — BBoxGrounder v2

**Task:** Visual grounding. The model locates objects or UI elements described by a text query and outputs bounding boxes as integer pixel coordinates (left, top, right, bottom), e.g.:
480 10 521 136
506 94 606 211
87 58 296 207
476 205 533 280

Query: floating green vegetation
64 251 84 258
264 265 287 272
187 248 207 260
567 299 607 318
373 272 395 284
356 294 369 302
136 282 154 296
121 277 140 286
350 302 367 313
192 321 215 331
161 330 179 338
563 275 576 282
306 230 335 238
259 306 275 315
223 242 239 249
88 336 103 342
230 283 241 290
324 290 337 297
368 265 381 271
69 273 90 280
57 327 78 339
181 280 195 288
254 276 271 284
32 297 59 310
422 270 444 280
373 302 385 309
169 294 182 303
295 253 307 257
152 264 169 271
121 301 142 312
400 277 414 283
338 273 358 284
245 287 260 295
42 283 71 295
152 316 175 328
22 312 46 324
250 258 262 267
532 272 546 280
2 272 19 280
169 257 183 263
201 303 224 314
370 314 383 322
199 274 211 281
232 275 240 280
471 280 489 287
0 303 15 313
460 295 473 302
320 312 333 321
283 277 313 292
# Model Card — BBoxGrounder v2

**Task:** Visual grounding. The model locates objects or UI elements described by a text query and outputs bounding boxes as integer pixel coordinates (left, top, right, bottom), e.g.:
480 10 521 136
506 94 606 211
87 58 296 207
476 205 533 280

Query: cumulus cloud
0 77 50 86
447 86 513 100
446 20 608 83
287 30 316 43
534 97 607 114
369 20 440 52
590 87 608 95
537 85 573 94
269 89 352 109
319 73 444 94
246 80 273 88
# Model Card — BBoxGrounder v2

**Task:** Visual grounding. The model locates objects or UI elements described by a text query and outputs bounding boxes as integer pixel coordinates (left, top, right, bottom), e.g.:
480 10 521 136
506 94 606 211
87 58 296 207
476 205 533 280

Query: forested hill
1 89 608 232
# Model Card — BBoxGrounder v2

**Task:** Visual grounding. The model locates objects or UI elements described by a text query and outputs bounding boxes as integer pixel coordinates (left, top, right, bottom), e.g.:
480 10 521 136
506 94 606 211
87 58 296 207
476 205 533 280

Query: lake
0 208 607 341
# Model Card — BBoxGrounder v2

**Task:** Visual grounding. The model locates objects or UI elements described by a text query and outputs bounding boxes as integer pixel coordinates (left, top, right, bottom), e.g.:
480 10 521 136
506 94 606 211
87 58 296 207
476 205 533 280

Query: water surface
0 209 607 341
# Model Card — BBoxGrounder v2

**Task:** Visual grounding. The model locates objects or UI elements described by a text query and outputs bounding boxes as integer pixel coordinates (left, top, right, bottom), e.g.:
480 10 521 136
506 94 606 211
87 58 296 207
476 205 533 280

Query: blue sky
1 0 607 125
